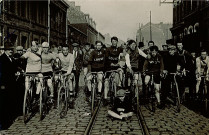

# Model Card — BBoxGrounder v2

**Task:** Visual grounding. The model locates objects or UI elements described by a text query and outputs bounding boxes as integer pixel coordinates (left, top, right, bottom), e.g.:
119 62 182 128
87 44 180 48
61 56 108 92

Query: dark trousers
73 70 80 95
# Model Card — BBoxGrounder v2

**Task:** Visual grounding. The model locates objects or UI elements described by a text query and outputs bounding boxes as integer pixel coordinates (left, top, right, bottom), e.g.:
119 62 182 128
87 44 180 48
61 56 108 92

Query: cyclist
196 49 209 96
104 36 123 105
161 45 179 107
58 45 74 102
176 42 193 98
87 41 106 100
118 42 130 88
127 40 147 98
20 41 43 98
143 46 164 108
41 42 57 98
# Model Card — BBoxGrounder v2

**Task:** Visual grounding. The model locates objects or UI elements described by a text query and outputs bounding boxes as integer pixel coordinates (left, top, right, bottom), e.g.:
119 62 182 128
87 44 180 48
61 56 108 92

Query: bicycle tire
23 88 32 123
91 83 95 115
57 86 67 117
204 83 208 112
39 87 43 120
40 86 48 120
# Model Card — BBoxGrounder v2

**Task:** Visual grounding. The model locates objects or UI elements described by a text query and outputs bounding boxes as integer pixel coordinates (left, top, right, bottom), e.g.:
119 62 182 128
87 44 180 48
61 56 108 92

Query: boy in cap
108 89 133 120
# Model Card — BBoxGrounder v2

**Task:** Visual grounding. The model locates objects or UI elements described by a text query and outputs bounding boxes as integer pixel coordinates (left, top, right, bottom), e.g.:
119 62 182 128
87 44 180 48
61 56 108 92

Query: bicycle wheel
40 87 48 120
204 83 208 112
91 83 95 115
174 78 181 113
23 87 33 123
57 86 67 117
149 85 155 112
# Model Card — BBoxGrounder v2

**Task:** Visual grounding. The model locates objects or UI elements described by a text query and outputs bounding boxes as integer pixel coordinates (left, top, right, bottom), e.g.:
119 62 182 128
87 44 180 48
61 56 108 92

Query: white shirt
58 53 74 73
22 51 42 73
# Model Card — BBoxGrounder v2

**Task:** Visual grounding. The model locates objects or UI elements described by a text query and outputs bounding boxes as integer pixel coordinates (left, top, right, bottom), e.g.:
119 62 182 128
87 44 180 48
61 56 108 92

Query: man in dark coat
71 43 83 97
0 42 18 130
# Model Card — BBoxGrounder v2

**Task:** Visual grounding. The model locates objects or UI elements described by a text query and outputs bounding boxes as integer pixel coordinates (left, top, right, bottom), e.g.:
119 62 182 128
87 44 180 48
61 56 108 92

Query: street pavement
1 73 92 135
91 105 143 135
141 104 209 135
1 72 209 135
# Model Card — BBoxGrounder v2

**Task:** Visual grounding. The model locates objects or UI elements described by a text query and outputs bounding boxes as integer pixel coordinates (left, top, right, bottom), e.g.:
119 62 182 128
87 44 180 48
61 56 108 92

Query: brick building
136 22 172 50
67 1 103 48
170 0 209 53
0 0 69 49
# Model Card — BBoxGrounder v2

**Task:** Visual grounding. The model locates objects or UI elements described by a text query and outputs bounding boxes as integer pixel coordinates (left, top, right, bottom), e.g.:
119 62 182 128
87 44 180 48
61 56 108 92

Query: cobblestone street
141 104 209 135
1 73 209 135
1 74 92 135
91 106 143 135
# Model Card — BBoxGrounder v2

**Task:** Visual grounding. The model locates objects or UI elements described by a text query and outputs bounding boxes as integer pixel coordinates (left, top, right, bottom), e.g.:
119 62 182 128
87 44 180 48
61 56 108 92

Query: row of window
5 1 66 32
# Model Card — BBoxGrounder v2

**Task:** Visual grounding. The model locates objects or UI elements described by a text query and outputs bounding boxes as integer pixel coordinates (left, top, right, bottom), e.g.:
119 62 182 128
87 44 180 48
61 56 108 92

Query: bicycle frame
170 73 181 112
130 72 141 112
90 72 99 115
200 75 209 112
105 70 119 105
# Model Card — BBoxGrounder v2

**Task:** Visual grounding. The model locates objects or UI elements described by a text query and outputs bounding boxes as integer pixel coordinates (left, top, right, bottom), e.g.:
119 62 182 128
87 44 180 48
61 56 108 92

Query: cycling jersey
58 53 74 72
163 53 179 73
177 50 193 70
128 48 147 72
143 53 164 73
106 46 123 70
41 53 57 73
83 49 92 67
88 49 106 72
196 56 209 75
118 52 131 68
22 51 41 73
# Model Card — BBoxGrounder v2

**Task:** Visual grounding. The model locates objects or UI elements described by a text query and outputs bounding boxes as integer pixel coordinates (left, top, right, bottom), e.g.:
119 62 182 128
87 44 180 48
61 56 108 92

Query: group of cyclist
1 35 209 123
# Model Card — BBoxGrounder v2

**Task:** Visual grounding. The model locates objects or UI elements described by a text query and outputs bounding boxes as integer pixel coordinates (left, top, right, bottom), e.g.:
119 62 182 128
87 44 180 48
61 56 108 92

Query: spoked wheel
148 86 155 112
176 97 181 113
40 88 48 120
23 88 33 123
57 86 67 118
54 80 61 108
91 84 96 115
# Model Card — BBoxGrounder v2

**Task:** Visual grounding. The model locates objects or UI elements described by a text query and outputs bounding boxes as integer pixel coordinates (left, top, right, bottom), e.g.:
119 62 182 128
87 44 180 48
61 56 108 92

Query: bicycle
144 71 158 112
166 72 181 112
88 72 103 115
130 71 141 113
105 70 119 106
199 75 209 112
23 74 40 123
53 70 62 108
57 73 75 118
39 75 53 120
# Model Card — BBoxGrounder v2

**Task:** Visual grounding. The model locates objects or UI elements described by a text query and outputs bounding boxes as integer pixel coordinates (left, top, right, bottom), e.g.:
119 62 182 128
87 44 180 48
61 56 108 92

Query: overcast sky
69 0 173 41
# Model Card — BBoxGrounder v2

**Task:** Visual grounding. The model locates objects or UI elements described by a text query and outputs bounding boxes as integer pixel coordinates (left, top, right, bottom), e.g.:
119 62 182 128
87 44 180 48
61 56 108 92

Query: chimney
76 6 80 11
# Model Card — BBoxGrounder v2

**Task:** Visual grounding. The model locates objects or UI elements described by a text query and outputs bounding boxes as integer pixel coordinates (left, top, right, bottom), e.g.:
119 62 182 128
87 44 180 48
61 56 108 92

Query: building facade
0 0 69 49
67 1 103 48
136 22 172 50
171 0 209 52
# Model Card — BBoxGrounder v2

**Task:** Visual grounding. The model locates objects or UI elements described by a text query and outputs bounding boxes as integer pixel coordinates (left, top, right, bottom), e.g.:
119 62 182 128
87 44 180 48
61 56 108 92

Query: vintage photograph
0 0 209 134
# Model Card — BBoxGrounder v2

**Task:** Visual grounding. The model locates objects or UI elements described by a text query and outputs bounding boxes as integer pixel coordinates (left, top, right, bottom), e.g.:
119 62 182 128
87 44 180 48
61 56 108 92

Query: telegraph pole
150 11 152 41
48 0 50 43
